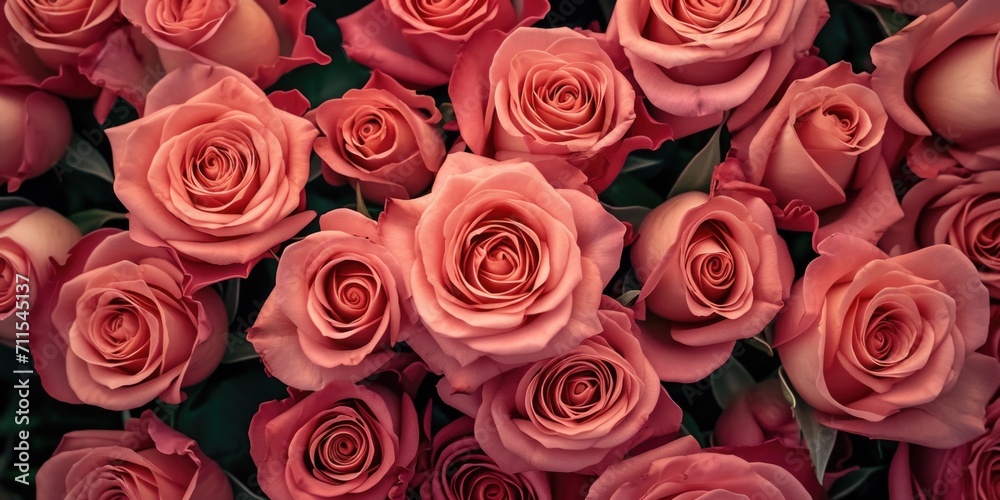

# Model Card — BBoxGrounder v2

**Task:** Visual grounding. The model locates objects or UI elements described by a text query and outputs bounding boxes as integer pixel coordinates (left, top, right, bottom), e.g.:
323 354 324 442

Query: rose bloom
889 397 1000 499
0 207 80 345
608 0 830 137
338 0 549 88
882 170 1000 299
248 208 416 390
36 411 232 500
774 234 1000 448
420 416 555 500
585 436 816 499
630 190 793 382
250 380 419 500
475 297 681 474
313 71 445 204
450 27 671 193
379 153 626 391
714 379 800 448
0 86 72 191
872 0 1000 175
107 64 316 277
34 229 228 411
727 62 902 248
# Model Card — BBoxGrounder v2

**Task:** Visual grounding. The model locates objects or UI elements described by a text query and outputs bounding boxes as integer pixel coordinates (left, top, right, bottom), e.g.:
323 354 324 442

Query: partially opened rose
36 411 232 500
450 27 671 193
379 153 626 391
34 229 228 410
0 207 80 345
475 297 681 474
0 86 72 191
4 0 118 70
250 380 420 499
107 64 316 278
774 234 1000 448
608 0 829 137
338 0 549 88
881 170 1000 299
630 191 793 382
248 208 416 390
714 379 800 448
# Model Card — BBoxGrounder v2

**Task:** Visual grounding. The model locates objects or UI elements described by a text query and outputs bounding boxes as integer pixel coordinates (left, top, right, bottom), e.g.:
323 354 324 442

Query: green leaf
859 5 911 37
679 412 707 447
0 197 34 211
57 133 114 183
742 333 774 357
221 331 259 364
600 173 664 209
780 367 838 482
225 470 267 500
710 357 756 409
221 279 241 325
829 467 887 500
778 367 796 409
667 113 727 198
615 290 641 308
620 151 664 175
69 209 127 234
356 183 372 220
601 202 651 229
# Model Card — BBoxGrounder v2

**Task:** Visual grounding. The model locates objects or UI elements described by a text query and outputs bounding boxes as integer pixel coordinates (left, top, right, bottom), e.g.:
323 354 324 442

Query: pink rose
36 411 232 500
881 171 1000 299
312 71 445 204
337 0 549 88
872 0 1000 174
249 380 420 500
714 379 800 448
474 297 681 474
34 229 228 410
728 62 903 248
0 207 80 345
585 436 815 499
629 191 793 382
774 234 1000 448
0 86 72 191
982 303 1000 361
889 397 1000 499
608 0 829 137
248 208 416 390
450 27 671 193
379 153 626 391
4 0 118 69
107 64 316 278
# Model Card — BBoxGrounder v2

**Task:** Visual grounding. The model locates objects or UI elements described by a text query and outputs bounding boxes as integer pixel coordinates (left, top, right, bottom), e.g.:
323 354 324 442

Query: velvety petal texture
0 86 72 191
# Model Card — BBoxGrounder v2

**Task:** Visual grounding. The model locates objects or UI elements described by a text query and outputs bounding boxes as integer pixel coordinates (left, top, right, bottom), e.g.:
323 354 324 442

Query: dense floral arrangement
1 0 999 498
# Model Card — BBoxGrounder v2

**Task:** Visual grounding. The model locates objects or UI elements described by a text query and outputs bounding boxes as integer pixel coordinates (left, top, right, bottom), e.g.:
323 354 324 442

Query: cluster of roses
2 0 1000 497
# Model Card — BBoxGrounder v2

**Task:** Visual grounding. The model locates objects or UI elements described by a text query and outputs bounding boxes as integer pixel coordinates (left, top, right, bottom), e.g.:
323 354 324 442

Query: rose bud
0 87 72 191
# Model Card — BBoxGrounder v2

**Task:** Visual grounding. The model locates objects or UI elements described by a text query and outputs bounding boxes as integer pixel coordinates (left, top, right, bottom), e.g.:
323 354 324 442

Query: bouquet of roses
2 0 998 498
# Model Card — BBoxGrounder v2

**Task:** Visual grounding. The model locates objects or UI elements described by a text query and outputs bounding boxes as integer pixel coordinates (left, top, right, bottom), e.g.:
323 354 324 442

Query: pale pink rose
0 86 72 191
629 191 793 382
106 64 316 280
774 234 1000 448
36 411 232 500
379 153 626 392
250 380 420 500
247 208 417 390
450 27 671 193
714 379 800 448
608 0 830 138
0 207 80 345
475 297 681 474
338 0 549 88
727 62 903 248
881 171 1000 299
872 0 1000 175
585 436 815 499
312 71 445 204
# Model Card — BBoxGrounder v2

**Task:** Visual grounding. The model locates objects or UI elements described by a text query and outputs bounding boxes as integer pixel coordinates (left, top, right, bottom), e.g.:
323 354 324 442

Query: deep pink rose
0 86 72 191
34 229 228 410
629 191 793 382
881 171 1000 299
338 0 549 88
248 208 416 390
250 380 420 500
36 411 232 500
728 62 903 248
0 207 80 345
106 64 316 279
714 379 800 448
450 27 671 193
312 71 445 204
379 153 626 391
474 297 681 474
872 0 1000 175
774 234 1000 448
585 436 815 499
608 0 829 137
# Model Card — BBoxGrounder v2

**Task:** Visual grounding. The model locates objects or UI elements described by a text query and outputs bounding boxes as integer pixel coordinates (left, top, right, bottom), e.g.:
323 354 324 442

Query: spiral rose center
686 222 742 306
515 61 606 141
658 0 751 31
445 442 536 500
307 401 383 485
453 209 542 305
183 128 260 213
157 0 229 30
343 107 400 161
318 260 381 326
398 0 492 31
858 306 918 370
530 350 630 427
